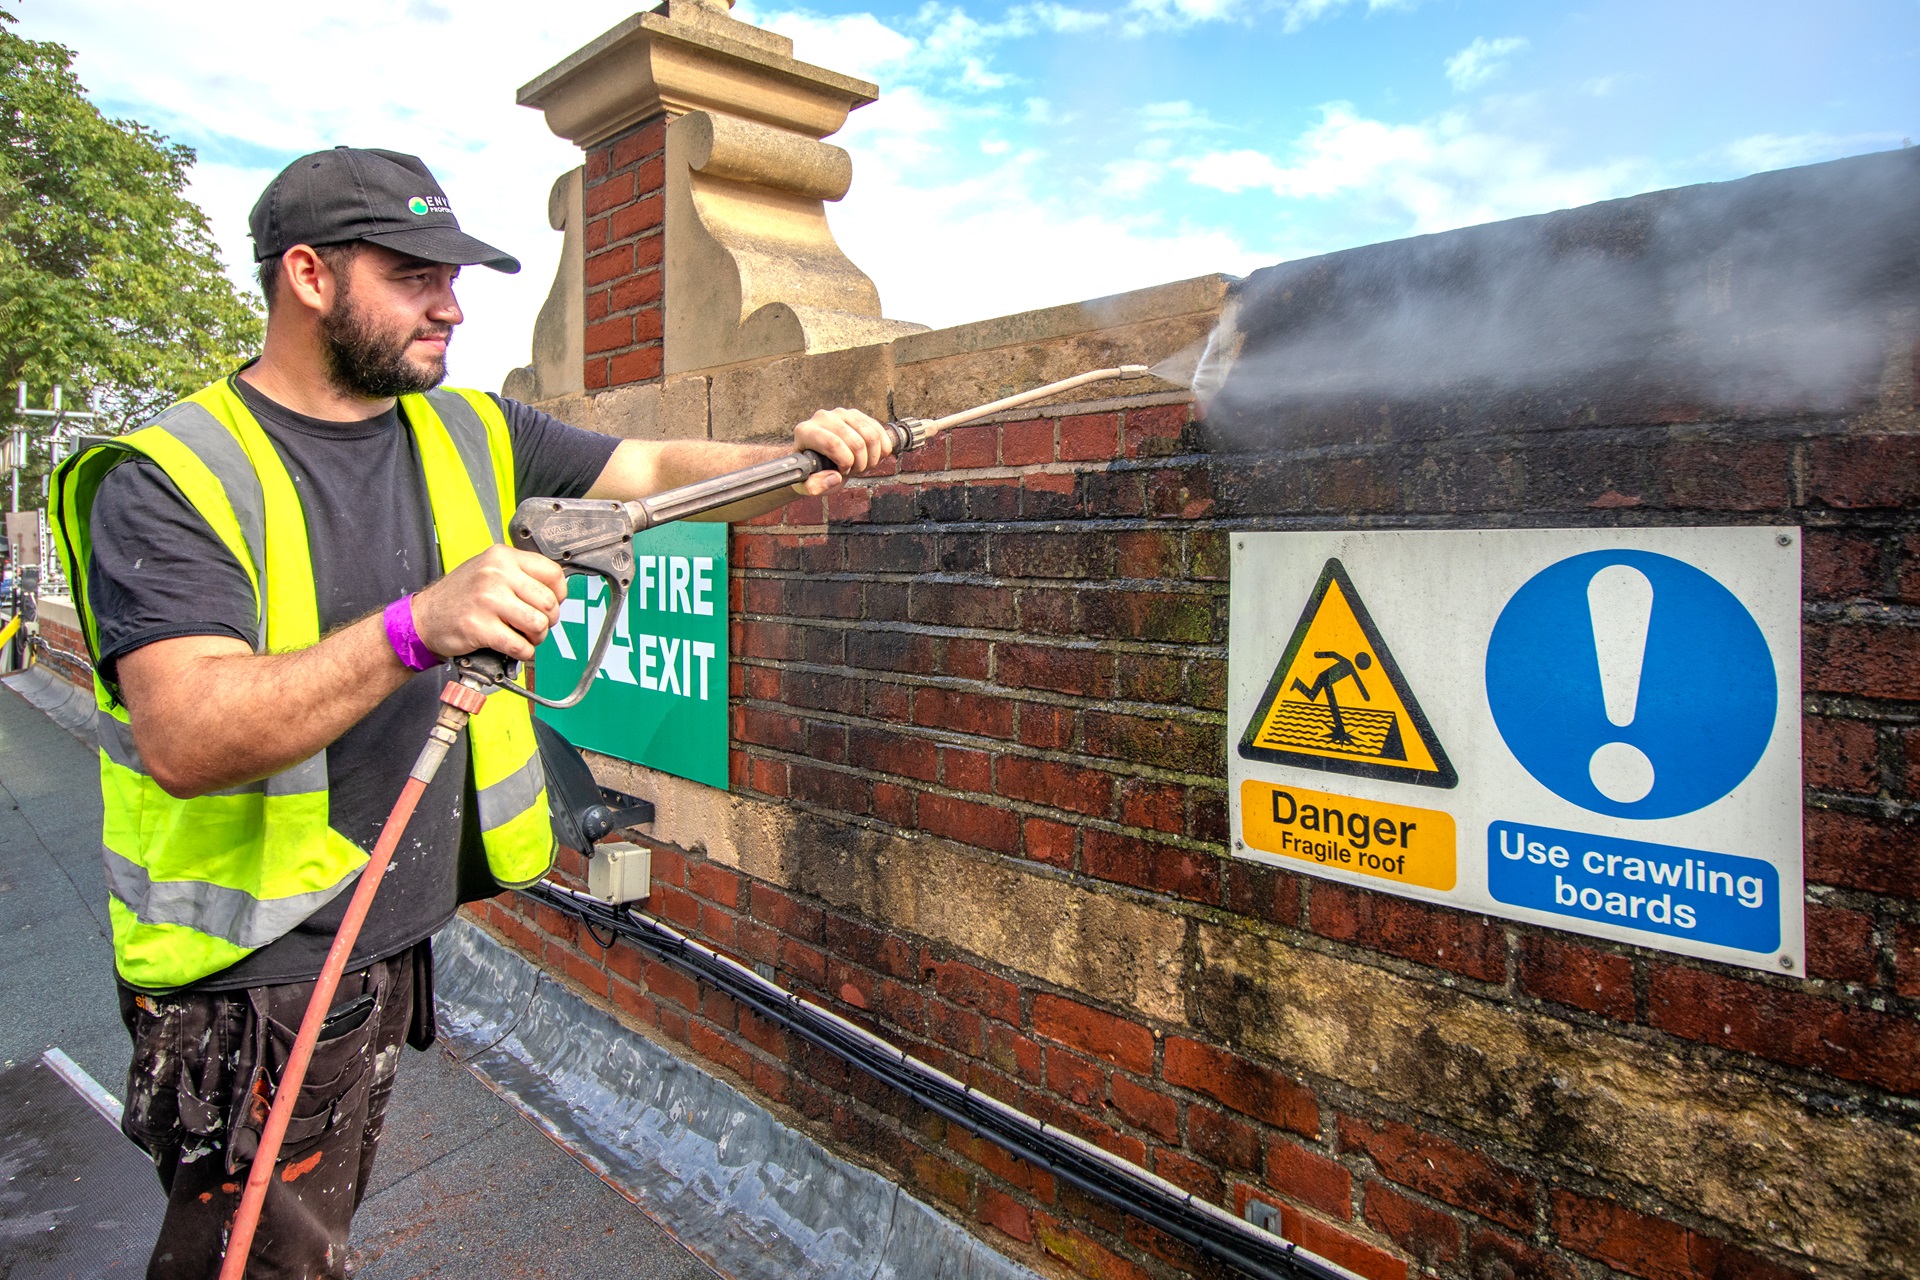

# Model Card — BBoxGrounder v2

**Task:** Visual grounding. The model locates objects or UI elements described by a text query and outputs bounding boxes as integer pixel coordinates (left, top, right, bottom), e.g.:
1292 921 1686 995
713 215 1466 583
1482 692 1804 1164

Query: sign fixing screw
1779 955 1795 970
1776 534 1792 547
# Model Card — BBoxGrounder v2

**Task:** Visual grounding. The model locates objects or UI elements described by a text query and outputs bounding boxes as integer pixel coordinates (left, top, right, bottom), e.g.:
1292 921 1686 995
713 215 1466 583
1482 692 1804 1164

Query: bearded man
50 147 894 1279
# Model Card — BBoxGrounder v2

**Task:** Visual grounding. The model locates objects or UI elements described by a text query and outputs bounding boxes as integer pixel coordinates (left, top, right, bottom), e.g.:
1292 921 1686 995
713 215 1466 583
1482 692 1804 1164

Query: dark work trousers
118 946 424 1280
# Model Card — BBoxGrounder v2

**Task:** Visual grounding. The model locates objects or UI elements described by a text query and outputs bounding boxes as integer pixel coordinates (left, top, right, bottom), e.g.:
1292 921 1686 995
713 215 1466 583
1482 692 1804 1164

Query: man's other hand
411 545 566 662
794 408 894 494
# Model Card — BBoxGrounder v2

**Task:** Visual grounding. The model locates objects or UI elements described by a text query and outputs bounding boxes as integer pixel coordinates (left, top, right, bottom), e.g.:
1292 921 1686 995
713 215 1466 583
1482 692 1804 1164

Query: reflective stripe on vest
406 388 552 887
94 715 326 797
149 400 271 625
425 389 507 541
477 753 546 833
101 845 348 949
51 378 554 989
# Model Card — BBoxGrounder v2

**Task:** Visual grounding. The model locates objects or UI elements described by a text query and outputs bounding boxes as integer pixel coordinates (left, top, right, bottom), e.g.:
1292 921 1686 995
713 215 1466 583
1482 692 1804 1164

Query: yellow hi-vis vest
51 378 554 990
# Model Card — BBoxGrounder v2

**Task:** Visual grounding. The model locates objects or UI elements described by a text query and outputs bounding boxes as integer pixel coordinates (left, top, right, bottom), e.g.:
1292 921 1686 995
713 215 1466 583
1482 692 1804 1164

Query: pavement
0 677 719 1280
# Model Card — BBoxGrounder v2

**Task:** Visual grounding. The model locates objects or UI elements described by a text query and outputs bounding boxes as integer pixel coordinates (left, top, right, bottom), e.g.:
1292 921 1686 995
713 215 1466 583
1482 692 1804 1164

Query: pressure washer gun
218 363 1153 1280
452 364 1155 708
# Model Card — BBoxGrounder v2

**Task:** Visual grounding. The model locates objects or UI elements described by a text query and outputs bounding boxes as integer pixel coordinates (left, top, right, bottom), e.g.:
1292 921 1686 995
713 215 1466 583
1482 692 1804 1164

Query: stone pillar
516 0 922 403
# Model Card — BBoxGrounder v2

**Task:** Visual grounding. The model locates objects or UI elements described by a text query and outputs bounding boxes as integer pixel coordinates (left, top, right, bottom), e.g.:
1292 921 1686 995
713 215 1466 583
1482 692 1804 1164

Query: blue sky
18 0 1917 391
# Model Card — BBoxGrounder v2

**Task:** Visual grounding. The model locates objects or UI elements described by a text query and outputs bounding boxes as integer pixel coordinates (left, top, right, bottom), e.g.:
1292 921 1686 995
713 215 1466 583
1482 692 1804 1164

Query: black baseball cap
250 147 519 273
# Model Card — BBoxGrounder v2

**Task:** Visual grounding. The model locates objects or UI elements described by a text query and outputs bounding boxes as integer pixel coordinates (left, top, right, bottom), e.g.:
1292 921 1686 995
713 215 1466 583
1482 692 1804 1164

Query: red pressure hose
218 679 486 1278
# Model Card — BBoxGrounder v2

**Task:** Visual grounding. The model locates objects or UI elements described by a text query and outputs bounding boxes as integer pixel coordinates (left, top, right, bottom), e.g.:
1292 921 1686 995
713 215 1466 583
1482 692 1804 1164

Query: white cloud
761 7 1267 325
1181 101 1645 236
1122 0 1412 35
1721 130 1905 174
1085 105 1226 199
751 3 1036 94
1140 100 1224 132
832 153 1266 327
1012 3 1112 33
1101 158 1165 195
737 2 1266 323
755 9 920 80
1125 0 1246 28
1444 36 1529 91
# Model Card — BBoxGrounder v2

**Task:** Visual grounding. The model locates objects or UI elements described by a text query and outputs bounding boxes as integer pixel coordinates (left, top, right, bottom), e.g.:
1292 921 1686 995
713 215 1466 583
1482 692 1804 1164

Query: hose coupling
885 419 931 454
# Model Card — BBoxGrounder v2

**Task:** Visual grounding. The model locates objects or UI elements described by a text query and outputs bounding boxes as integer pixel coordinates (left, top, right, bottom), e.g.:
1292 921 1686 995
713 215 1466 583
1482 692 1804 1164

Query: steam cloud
1202 147 1920 441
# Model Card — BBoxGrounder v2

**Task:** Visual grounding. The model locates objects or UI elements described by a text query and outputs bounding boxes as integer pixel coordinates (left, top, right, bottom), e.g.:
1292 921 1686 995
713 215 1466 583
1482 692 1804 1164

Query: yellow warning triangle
1238 559 1457 788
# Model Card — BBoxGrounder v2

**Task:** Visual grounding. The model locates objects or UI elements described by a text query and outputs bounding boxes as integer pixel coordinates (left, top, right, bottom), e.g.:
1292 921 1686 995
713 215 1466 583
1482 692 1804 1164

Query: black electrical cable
521 881 1355 1280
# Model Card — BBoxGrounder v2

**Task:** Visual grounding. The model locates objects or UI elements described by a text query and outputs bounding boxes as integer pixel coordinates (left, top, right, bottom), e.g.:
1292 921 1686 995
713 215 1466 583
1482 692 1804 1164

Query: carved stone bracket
503 167 585 403
665 111 926 374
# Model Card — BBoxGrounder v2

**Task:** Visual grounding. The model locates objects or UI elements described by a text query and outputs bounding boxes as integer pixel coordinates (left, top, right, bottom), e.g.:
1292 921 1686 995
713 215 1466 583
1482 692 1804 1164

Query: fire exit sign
534 521 730 791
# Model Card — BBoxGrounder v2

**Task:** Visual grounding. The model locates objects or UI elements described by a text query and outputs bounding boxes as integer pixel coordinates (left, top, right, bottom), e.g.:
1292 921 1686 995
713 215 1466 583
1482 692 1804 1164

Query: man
50 147 894 1279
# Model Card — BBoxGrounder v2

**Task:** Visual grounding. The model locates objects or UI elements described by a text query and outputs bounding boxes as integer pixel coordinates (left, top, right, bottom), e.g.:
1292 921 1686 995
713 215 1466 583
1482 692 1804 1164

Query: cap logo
408 195 450 216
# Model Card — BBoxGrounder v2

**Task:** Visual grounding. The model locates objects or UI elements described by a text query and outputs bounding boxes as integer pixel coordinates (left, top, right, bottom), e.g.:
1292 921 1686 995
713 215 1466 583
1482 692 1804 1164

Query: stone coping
35 595 78 631
518 7 878 148
520 10 877 107
891 273 1231 367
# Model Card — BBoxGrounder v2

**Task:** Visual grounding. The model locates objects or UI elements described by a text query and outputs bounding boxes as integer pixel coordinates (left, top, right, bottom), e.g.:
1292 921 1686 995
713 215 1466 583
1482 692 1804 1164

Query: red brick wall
582 116 667 391
479 375 1920 1280
731 403 1222 867
36 612 93 689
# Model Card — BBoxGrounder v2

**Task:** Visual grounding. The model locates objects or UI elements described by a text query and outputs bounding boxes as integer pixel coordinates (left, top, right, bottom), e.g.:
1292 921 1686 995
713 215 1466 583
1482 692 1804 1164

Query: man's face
318 244 463 399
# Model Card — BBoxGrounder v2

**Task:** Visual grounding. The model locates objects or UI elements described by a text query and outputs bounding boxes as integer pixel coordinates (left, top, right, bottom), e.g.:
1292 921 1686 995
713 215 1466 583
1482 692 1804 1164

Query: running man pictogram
1239 559 1458 788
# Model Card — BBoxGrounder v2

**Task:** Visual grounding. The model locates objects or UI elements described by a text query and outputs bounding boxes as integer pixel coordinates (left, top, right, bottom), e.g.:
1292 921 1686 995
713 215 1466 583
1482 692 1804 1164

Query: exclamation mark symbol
1587 564 1656 803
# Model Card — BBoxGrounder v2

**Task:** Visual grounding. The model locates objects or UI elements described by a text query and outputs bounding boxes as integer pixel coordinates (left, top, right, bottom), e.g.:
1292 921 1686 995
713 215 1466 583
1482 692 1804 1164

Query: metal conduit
524 881 1360 1280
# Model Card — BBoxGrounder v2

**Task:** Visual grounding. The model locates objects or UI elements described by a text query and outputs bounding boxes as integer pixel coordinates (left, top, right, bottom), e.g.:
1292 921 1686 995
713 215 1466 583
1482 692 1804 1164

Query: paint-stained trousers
118 946 428 1280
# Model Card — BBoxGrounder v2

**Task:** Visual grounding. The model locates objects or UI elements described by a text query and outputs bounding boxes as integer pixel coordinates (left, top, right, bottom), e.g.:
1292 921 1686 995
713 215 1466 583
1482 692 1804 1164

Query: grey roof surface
0 1055 164 1279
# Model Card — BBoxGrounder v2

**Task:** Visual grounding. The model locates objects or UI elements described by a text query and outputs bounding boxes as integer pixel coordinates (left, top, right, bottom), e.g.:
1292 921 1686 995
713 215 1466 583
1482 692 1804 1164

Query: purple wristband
383 595 439 672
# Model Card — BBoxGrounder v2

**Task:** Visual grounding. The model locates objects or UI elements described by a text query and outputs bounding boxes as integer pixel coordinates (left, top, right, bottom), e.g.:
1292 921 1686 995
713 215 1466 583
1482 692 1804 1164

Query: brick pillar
583 118 668 390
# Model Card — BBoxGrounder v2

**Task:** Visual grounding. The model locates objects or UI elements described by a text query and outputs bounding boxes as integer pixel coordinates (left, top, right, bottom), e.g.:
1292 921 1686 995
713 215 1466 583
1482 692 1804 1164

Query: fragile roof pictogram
1238 558 1457 788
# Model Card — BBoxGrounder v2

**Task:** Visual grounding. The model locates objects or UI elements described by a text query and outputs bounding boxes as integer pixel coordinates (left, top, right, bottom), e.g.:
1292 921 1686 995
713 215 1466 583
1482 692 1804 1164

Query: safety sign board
535 521 730 790
1228 529 1803 975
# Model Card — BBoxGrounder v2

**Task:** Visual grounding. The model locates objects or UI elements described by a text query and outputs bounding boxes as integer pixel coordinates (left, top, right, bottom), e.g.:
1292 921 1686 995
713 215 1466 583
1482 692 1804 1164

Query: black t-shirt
88 376 619 993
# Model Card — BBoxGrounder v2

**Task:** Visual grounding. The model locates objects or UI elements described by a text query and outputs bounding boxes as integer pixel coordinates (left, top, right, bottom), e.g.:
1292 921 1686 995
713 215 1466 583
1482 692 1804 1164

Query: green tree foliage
0 7 261 485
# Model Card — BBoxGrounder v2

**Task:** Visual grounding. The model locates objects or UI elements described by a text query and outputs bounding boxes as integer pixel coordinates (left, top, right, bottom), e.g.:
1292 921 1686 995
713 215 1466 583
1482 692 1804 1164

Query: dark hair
257 242 363 311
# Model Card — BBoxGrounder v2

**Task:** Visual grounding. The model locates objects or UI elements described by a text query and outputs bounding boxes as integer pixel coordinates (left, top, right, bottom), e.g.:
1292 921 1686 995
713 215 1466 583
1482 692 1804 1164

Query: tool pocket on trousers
119 990 186 1151
119 988 244 1153
257 998 380 1156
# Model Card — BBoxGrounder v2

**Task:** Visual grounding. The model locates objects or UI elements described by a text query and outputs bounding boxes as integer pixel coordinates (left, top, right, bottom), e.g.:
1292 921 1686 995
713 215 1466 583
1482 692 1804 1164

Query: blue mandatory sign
1487 821 1781 952
1485 550 1775 820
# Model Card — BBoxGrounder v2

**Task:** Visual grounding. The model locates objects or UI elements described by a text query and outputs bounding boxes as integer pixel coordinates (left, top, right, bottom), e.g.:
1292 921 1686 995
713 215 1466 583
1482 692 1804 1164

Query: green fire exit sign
533 522 730 791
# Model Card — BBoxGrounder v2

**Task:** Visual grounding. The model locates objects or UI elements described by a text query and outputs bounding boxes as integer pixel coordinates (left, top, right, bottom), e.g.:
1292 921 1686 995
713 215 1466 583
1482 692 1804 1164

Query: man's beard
320 287 450 399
